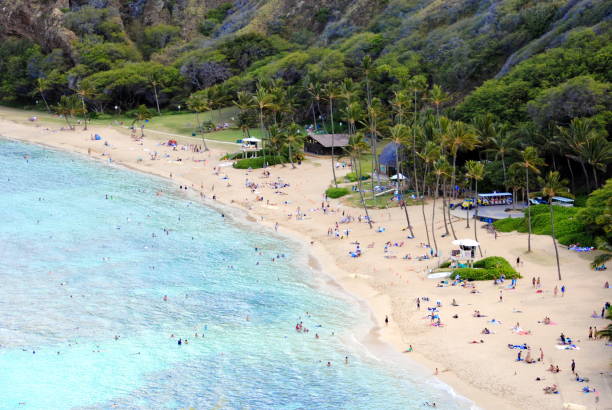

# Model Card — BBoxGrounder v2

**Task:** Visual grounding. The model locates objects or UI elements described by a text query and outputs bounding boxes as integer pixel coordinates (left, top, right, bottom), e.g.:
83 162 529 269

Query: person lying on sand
543 384 558 394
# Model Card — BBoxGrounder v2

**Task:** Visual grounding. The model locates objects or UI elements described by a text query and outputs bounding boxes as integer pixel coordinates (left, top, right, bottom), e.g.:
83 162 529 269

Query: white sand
2 114 610 409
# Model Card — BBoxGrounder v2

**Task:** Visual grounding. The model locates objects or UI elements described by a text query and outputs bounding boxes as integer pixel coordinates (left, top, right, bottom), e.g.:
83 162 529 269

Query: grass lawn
0 105 262 144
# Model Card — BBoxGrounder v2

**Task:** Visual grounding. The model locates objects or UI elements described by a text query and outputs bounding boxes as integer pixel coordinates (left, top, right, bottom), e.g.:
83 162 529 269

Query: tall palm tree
75 85 93 130
53 95 81 130
307 80 323 131
511 147 545 252
418 141 440 248
252 85 273 164
446 121 479 239
323 81 341 187
390 90 412 125
233 91 254 140
389 123 414 237
283 123 304 169
431 158 450 253
267 125 284 165
132 104 153 137
186 92 212 151
575 134 611 188
480 123 518 190
344 133 373 229
429 84 448 126
35 78 52 113
465 160 486 254
148 77 162 115
540 171 570 280
557 118 600 192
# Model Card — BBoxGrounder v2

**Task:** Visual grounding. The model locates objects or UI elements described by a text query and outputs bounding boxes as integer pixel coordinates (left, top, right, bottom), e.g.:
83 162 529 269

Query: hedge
233 155 287 169
493 205 594 246
325 187 349 198
453 256 520 281
345 172 370 182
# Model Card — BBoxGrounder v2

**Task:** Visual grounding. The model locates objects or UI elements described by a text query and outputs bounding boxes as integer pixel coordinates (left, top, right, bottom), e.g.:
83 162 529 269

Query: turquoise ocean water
0 138 472 409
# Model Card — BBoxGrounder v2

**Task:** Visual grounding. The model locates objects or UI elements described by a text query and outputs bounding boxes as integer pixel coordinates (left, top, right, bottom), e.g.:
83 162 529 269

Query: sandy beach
2 114 610 409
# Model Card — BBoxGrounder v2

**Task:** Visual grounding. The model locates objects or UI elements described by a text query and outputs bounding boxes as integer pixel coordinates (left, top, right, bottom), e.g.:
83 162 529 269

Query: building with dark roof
304 132 350 155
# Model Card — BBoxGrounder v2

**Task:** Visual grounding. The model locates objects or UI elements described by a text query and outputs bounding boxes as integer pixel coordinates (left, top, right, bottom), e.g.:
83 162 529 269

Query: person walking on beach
554 285 558 297
516 256 520 266
561 285 565 297
417 298 420 310
385 315 389 326
589 327 593 340
499 290 503 302
571 359 576 374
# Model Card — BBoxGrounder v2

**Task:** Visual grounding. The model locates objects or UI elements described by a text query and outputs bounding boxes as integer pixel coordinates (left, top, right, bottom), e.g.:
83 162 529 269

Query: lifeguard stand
450 239 479 268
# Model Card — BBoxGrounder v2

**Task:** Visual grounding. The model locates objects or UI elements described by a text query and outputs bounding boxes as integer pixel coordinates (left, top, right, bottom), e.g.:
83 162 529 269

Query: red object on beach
536 290 543 293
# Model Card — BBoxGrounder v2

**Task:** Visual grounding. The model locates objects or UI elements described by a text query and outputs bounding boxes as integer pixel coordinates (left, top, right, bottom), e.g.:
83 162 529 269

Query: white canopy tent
390 173 406 180
452 239 480 247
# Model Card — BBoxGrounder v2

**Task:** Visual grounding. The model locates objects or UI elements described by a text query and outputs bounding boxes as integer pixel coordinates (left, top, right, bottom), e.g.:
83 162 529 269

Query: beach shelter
242 137 261 149
390 173 406 180
379 142 400 176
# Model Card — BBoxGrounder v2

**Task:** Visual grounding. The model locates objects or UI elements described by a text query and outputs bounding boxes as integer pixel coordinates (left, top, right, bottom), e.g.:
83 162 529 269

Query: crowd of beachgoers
3 116 610 410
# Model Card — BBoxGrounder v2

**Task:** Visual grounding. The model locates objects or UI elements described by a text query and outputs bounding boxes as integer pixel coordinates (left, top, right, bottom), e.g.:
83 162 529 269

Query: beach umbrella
452 239 479 247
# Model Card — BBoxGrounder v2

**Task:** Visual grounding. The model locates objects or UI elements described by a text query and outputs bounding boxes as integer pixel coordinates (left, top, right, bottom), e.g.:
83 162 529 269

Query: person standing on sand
571 359 576 374
554 285 558 297
385 315 389 326
499 290 503 302
417 298 420 310
516 256 520 266
561 285 565 296
589 327 593 339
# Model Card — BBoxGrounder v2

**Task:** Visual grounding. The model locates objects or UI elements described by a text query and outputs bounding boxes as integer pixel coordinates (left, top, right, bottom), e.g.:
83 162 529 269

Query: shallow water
0 139 472 409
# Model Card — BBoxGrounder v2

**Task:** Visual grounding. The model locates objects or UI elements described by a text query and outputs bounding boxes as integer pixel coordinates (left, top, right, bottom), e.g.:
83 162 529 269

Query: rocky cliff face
0 0 78 58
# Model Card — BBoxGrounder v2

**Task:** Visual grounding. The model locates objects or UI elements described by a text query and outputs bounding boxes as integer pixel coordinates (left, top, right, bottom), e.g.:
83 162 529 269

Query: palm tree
596 308 612 341
557 118 600 192
53 95 81 130
465 160 485 254
132 104 153 137
418 141 440 248
344 133 373 229
431 158 450 253
429 84 448 127
307 80 323 130
511 147 545 252
389 123 414 237
575 134 611 188
267 125 284 165
446 121 479 239
540 171 569 280
148 77 162 115
35 78 52 113
283 123 304 169
233 91 254 140
252 85 273 165
481 123 518 190
390 90 412 125
74 85 94 130
323 81 341 187
186 92 212 151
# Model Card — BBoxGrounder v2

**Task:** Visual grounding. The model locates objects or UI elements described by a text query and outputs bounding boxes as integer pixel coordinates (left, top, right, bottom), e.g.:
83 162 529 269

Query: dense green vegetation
0 1 609 264
494 180 612 249
325 187 349 199
494 205 591 245
454 256 520 281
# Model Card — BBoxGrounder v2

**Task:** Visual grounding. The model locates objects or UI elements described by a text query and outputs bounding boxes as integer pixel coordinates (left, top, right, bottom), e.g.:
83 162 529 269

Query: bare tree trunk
355 155 373 229
442 179 450 235
579 160 590 192
447 154 458 239
421 164 431 247
592 165 599 188
153 83 161 115
566 156 575 194
526 168 532 253
40 91 51 113
550 202 561 280
431 174 440 253
474 179 482 257
329 98 338 187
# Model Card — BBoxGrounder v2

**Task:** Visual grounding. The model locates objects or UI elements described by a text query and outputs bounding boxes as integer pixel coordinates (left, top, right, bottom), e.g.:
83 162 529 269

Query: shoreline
2 116 610 410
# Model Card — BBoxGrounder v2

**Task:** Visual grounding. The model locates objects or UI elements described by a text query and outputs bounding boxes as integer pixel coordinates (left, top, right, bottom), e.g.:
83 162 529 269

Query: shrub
454 256 520 280
344 172 370 182
233 155 287 169
326 187 349 199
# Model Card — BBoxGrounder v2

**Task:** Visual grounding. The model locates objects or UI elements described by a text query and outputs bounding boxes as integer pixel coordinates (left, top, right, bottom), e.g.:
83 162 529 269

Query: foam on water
0 139 473 409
